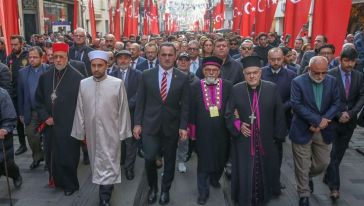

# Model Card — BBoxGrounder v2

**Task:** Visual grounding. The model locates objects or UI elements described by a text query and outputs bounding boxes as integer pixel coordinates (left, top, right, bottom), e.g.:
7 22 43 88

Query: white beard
309 72 324 84
205 76 218 85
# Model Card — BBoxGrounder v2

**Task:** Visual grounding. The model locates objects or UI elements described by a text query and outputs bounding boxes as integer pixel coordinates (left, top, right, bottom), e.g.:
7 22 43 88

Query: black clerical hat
202 56 223 68
241 56 262 69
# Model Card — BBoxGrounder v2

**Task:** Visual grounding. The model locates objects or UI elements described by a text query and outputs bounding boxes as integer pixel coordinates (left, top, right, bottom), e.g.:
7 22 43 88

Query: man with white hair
69 27 94 76
290 56 340 206
71 50 131 206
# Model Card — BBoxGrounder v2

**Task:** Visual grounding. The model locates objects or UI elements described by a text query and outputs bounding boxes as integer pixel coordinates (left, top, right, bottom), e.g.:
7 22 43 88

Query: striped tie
160 71 168 102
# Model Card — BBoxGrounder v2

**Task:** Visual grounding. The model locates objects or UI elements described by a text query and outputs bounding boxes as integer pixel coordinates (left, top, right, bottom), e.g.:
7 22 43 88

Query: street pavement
1 127 364 206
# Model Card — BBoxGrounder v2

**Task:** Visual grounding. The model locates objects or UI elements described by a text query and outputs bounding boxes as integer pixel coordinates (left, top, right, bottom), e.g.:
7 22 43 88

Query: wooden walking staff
1 139 13 206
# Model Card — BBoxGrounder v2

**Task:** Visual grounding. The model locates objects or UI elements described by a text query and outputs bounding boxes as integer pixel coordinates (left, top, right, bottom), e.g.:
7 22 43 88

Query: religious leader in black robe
189 56 232 204
225 56 287 206
35 42 84 195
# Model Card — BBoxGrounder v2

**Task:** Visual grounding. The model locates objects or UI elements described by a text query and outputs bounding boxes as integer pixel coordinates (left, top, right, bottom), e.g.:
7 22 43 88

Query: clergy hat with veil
202 56 223 68
241 56 262 69
88 50 109 62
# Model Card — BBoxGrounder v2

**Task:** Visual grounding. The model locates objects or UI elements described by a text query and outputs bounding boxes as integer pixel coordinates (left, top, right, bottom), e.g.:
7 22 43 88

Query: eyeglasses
319 52 333 56
242 47 252 51
311 71 327 75
230 43 237 46
188 48 199 51
74 35 85 38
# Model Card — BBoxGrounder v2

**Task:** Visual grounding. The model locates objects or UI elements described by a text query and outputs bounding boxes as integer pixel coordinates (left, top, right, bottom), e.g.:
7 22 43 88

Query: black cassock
35 64 84 191
190 79 232 174
225 80 287 206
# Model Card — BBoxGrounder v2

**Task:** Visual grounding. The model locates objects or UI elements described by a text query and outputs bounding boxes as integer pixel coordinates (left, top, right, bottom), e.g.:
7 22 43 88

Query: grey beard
309 73 324 84
205 76 218 85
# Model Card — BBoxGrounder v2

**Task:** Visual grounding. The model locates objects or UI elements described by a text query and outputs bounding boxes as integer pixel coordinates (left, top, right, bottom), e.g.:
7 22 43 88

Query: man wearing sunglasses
290 56 340 206
235 40 255 62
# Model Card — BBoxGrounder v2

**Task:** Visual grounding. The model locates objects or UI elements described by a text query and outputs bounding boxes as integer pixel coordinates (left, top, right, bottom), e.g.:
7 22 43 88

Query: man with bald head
261 47 296 189
290 56 340 206
105 34 116 51
114 41 125 53
129 43 146 70
69 27 94 76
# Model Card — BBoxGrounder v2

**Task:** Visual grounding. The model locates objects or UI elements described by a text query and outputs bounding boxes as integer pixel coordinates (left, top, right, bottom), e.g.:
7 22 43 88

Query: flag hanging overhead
73 0 78 30
114 0 121 40
232 0 243 32
312 0 352 55
255 0 278 34
0 0 20 55
88 0 96 39
283 0 311 47
213 0 225 30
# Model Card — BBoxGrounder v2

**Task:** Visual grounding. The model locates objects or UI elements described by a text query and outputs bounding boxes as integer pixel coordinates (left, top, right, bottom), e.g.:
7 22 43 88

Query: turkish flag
143 0 149 35
203 10 210 32
73 0 78 30
164 13 170 34
193 20 200 32
0 0 20 55
213 0 225 30
312 0 352 55
131 0 139 36
239 0 257 37
255 0 278 34
232 0 243 32
108 0 113 34
149 0 159 35
123 0 131 37
114 0 121 40
283 0 311 47
88 0 96 39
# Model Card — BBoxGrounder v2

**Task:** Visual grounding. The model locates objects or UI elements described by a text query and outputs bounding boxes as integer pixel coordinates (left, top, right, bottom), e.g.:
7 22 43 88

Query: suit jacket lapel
334 69 346 99
304 75 320 112
166 68 178 102
152 68 162 102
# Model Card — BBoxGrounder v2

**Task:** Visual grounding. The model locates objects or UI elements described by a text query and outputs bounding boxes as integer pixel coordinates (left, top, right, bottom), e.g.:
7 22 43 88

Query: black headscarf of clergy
202 56 223 69
240 56 262 69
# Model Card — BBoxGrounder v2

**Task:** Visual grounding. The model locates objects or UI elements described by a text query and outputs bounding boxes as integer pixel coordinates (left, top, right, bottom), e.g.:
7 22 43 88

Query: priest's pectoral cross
249 112 256 124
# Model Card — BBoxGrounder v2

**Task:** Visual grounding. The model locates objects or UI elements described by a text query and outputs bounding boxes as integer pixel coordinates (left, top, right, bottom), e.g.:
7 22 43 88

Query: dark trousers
197 171 222 195
123 137 137 171
17 118 26 147
144 130 179 192
324 124 354 191
275 141 283 179
99 184 114 201
25 111 44 161
0 160 21 179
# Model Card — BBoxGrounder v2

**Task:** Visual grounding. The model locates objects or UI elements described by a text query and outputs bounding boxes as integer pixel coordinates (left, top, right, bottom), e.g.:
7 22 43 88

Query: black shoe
15 145 27 155
159 191 170 205
64 190 76 196
210 179 221 188
83 155 90 165
147 187 158 204
125 170 134 180
29 158 44 170
13 175 22 188
309 178 314 193
99 199 110 206
197 193 209 205
137 148 144 158
299 197 309 206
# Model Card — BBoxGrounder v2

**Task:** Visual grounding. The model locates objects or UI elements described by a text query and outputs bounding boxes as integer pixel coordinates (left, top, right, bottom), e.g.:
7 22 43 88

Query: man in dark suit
187 40 202 74
110 50 142 180
68 28 94 76
290 56 340 206
18 46 49 170
133 42 189 205
300 35 327 69
261 47 297 189
324 47 364 200
129 43 146 70
137 42 159 71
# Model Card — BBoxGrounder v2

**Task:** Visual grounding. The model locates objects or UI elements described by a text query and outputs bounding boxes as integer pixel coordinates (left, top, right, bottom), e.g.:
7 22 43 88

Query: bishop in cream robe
71 75 132 186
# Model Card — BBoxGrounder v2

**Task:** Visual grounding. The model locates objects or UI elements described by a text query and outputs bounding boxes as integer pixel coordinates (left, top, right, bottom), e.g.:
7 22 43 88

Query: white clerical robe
71 75 132 185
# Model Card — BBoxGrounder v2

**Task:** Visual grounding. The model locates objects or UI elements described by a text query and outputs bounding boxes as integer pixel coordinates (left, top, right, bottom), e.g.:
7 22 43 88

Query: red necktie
160 71 168 102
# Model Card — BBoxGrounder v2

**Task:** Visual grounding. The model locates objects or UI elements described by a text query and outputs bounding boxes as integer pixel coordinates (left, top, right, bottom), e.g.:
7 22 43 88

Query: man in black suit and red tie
133 42 189 205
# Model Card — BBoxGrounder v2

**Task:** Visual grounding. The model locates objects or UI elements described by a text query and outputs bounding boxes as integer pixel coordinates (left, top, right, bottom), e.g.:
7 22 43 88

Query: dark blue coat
136 59 159 71
261 66 297 127
289 73 341 144
17 64 49 125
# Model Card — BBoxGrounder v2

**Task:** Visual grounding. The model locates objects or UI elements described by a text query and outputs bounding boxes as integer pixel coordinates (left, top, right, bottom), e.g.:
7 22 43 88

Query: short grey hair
309 56 328 67
74 27 86 35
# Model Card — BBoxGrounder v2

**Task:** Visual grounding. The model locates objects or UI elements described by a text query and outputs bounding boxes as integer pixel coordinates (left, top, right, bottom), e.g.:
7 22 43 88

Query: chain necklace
51 66 68 104
246 82 262 125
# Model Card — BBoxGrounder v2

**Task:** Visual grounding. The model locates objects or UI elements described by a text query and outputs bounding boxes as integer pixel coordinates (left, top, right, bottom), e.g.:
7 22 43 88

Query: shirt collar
159 65 173 74
339 65 351 76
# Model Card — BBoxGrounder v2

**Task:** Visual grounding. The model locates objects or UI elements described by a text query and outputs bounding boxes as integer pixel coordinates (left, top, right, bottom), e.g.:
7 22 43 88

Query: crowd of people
0 27 364 206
